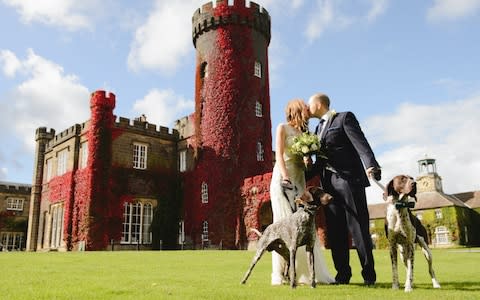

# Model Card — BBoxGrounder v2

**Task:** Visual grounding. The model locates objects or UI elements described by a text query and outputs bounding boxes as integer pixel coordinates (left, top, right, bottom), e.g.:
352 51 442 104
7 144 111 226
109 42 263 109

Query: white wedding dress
269 123 335 285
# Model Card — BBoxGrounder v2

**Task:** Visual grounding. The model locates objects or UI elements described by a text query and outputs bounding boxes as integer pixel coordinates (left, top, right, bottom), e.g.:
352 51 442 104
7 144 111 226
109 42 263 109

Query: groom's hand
367 167 381 181
304 156 313 169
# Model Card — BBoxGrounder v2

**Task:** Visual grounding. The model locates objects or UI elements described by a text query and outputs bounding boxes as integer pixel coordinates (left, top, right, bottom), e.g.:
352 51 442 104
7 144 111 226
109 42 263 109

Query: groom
306 93 381 286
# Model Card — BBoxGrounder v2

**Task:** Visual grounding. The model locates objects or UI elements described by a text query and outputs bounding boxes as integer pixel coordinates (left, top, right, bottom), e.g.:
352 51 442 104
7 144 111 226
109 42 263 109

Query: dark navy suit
311 111 380 284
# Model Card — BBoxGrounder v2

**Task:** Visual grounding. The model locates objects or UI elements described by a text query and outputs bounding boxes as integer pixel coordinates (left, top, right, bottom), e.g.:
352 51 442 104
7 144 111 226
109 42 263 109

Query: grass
0 248 479 299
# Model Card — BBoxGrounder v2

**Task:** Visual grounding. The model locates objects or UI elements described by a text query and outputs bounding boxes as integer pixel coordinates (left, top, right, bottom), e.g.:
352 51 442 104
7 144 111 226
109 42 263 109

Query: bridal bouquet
290 132 326 158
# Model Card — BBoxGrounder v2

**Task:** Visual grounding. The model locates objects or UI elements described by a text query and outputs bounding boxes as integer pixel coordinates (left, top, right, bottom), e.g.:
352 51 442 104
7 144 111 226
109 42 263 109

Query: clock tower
416 156 443 193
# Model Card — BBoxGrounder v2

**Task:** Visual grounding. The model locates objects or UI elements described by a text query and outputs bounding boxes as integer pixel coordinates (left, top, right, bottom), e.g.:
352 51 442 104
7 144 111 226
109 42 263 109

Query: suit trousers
323 170 376 283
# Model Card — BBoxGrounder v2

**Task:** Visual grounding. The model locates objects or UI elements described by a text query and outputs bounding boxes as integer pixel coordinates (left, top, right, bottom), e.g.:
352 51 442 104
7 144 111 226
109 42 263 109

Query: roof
452 191 480 209
367 190 472 219
413 191 469 210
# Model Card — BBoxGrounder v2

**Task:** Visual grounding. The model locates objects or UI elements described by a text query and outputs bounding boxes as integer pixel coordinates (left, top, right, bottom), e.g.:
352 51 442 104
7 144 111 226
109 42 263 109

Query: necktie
317 119 326 138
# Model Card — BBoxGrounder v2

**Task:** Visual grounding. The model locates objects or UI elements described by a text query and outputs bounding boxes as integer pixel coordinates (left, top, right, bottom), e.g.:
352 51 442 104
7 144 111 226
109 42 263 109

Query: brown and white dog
384 175 441 292
241 186 332 288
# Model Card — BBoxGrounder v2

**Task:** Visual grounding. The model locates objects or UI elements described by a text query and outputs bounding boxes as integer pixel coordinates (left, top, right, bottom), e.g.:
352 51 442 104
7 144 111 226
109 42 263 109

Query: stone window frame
50 203 64 249
56 148 69 176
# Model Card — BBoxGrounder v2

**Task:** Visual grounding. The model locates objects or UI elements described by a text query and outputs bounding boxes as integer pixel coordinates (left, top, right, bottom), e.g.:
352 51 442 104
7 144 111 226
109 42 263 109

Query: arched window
201 182 208 203
256 142 264 162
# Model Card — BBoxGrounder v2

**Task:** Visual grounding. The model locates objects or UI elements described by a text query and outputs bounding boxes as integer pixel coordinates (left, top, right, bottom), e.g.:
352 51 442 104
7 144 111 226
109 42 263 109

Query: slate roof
452 191 480 209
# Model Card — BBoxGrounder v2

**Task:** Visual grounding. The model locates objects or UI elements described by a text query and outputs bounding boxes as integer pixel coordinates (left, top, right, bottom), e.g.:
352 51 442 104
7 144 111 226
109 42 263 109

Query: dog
385 175 441 292
240 186 332 288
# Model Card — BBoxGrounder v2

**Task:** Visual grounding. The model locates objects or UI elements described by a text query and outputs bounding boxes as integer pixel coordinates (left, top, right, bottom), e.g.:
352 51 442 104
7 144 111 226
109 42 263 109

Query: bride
269 98 335 285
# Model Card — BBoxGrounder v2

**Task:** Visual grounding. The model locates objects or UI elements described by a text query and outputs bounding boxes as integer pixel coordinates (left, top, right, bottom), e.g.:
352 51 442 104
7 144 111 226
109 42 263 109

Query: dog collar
395 201 415 209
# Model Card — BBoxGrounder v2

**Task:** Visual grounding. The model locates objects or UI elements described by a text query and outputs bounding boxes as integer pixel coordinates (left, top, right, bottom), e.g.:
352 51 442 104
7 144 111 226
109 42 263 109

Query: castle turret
78 90 115 250
186 0 272 249
26 127 55 251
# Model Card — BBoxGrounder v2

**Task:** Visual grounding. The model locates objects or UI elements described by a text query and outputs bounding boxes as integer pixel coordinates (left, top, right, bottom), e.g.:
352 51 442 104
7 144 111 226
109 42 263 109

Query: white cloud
127 0 205 73
427 0 480 22
304 0 388 43
1 0 99 31
132 89 194 127
366 0 388 23
364 95 480 203
0 50 22 77
0 167 7 180
0 49 90 152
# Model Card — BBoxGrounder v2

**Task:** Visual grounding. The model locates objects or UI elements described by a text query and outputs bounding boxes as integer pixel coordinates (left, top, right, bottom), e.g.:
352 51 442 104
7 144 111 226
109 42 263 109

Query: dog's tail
248 228 262 237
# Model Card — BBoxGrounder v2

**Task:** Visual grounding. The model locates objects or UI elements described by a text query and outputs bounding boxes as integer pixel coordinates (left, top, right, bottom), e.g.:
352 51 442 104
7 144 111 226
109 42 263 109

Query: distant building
0 182 31 250
368 157 480 249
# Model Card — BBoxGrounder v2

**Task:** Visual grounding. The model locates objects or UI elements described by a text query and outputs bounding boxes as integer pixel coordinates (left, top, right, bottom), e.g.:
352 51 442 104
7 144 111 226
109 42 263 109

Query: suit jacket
315 111 379 187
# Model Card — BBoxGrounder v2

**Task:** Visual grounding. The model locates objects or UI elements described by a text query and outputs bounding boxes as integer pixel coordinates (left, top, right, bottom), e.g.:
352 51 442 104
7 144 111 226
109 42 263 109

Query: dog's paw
404 285 413 293
432 279 441 288
392 283 399 290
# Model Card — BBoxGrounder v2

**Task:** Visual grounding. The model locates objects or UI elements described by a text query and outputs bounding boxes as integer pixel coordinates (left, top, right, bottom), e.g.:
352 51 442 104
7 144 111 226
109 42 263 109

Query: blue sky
1 0 479 204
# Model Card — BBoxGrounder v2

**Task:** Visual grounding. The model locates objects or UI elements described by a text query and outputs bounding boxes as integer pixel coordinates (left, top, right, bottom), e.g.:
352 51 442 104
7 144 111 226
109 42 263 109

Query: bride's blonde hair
285 99 308 132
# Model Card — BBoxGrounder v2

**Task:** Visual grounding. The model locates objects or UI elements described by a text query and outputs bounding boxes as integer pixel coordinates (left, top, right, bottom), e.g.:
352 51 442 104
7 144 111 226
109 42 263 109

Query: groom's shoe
363 280 376 286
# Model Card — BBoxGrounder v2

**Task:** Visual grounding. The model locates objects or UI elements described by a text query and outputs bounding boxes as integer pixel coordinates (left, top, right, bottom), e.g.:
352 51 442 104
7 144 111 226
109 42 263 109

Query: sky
0 0 479 204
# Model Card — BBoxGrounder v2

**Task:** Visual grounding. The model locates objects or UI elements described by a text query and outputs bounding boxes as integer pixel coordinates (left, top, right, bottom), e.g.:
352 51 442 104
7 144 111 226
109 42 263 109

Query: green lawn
0 248 479 299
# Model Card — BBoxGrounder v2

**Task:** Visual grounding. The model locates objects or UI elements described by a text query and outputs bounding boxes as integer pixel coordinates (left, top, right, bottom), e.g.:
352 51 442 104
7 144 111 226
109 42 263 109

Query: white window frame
178 220 185 245
434 226 449 245
201 182 208 203
255 101 263 117
80 142 88 169
50 203 64 249
202 221 209 241
0 232 24 251
6 198 24 211
133 143 148 170
254 61 262 78
435 209 443 219
46 158 53 182
256 142 264 162
57 149 68 176
179 150 187 172
121 202 153 244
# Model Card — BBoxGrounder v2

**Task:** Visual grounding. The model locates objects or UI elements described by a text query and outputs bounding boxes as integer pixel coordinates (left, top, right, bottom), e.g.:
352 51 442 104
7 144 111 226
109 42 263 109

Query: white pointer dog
384 175 441 292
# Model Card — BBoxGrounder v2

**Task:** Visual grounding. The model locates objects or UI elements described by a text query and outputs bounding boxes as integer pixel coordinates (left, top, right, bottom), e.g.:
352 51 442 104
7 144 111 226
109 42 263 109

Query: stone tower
416 156 443 193
26 127 55 251
186 0 272 249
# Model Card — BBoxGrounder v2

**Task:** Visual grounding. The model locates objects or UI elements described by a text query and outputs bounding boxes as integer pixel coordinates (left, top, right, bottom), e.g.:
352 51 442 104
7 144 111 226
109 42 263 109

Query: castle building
25 0 275 251
368 157 480 249
0 181 31 251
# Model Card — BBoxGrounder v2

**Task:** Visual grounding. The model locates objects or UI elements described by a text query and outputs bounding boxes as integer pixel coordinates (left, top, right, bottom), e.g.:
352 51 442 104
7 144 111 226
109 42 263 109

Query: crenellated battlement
0 181 32 193
114 116 179 140
90 90 116 109
192 0 271 47
35 127 56 141
45 124 82 151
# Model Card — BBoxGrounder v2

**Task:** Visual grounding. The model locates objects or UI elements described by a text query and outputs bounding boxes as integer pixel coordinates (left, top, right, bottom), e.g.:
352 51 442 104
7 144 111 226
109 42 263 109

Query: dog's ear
386 179 396 196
